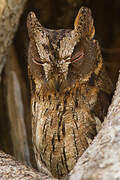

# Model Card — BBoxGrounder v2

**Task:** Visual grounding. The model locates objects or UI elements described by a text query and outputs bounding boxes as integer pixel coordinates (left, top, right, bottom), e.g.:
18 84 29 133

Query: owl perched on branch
27 7 113 179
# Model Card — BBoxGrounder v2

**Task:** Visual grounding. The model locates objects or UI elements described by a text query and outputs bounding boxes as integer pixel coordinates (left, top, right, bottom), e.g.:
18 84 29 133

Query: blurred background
0 0 120 169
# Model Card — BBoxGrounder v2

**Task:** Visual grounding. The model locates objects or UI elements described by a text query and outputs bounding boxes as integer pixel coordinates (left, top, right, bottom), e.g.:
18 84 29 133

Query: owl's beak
47 76 64 92
54 78 63 92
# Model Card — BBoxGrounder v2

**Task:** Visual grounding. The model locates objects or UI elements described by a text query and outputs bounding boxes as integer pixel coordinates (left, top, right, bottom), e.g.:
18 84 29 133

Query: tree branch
0 151 56 180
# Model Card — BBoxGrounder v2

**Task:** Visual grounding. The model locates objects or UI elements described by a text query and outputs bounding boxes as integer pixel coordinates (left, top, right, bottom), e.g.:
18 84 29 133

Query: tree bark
0 150 56 180
0 0 27 76
67 74 120 180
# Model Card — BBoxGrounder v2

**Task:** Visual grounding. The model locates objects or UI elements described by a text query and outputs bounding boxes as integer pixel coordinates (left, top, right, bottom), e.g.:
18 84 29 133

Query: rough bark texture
0 151 56 180
67 74 120 180
0 0 27 75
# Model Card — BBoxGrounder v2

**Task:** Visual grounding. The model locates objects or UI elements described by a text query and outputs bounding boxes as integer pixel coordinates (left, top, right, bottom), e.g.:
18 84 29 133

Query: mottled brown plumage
27 7 113 178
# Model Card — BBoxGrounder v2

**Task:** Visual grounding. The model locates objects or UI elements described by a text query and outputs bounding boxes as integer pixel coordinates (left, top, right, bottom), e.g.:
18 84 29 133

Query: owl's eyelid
71 50 84 63
32 57 52 66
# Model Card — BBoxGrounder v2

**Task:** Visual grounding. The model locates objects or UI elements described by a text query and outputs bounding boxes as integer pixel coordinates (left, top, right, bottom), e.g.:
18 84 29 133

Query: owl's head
27 7 102 93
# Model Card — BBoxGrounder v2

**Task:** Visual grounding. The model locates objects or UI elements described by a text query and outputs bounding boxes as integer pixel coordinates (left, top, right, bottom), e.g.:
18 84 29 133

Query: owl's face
27 7 100 92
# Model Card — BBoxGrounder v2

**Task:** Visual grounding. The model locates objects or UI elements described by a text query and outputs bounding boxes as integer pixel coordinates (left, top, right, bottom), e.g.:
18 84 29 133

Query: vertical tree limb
0 0 27 75
5 46 30 165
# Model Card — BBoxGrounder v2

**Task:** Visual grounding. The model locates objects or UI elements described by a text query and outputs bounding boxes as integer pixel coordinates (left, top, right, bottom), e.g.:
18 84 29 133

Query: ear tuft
74 7 95 39
27 11 42 39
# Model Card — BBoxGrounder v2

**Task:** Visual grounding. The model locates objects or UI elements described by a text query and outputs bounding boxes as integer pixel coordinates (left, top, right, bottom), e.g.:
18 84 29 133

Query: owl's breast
31 86 99 178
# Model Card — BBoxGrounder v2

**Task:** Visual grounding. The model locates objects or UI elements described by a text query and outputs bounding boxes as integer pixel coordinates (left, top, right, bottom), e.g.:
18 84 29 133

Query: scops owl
27 7 113 179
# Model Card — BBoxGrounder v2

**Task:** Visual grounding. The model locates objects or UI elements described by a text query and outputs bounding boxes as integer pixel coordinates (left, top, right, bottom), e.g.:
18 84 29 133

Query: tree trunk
0 0 27 76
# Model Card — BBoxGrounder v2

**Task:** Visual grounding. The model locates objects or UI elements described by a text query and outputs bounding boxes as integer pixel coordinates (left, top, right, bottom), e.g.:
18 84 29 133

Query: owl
27 7 113 179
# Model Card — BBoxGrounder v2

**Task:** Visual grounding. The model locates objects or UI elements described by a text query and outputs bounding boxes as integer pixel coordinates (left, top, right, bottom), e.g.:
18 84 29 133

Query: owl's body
27 7 113 178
